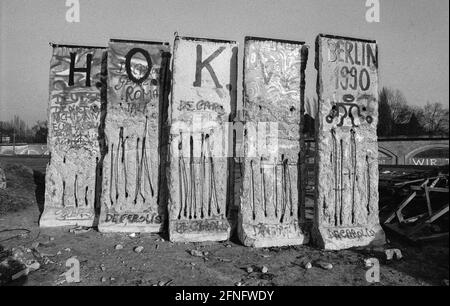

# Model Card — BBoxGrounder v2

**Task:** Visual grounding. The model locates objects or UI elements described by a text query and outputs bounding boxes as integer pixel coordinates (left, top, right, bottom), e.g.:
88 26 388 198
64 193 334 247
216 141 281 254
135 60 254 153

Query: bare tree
417 102 449 136
31 120 48 143
381 87 411 124
378 88 393 136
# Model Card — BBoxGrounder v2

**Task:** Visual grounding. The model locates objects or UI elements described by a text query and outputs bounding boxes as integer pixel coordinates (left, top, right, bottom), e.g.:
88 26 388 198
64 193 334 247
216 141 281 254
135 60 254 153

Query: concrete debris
385 249 403 261
134 246 144 253
364 258 376 268
69 226 92 234
315 261 333 270
189 249 207 257
295 256 313 270
12 268 29 280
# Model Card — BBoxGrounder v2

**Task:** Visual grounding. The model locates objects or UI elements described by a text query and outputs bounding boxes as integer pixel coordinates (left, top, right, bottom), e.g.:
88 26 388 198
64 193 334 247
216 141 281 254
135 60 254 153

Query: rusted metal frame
384 179 429 224
408 204 449 237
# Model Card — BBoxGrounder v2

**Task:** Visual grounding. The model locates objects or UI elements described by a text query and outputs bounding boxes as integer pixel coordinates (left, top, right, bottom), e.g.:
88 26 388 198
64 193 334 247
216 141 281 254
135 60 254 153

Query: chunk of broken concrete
364 258 376 268
27 261 40 272
134 246 144 253
385 249 403 261
189 250 205 257
69 226 92 234
315 261 333 270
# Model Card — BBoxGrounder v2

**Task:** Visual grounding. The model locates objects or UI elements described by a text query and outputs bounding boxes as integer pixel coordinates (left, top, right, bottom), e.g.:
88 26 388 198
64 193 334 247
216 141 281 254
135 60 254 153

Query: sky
0 0 449 124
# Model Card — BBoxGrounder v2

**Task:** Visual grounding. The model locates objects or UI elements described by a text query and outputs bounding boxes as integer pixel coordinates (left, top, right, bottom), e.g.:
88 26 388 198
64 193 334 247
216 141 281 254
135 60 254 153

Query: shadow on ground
33 170 45 215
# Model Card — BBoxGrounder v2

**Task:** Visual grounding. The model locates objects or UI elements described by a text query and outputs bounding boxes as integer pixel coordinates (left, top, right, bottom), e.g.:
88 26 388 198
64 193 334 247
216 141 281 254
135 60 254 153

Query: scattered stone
39 252 57 257
69 226 92 234
190 250 204 257
114 244 124 250
11 247 25 260
225 244 232 248
55 278 66 285
261 266 269 274
64 248 71 252
110 277 116 282
57 251 62 255
235 281 243 286
49 237 55 241
364 258 376 268
315 261 333 270
12 268 29 280
129 233 137 238
134 246 144 253
27 261 40 272
295 256 313 270
42 257 54 265
101 277 106 283
393 249 403 260
385 249 403 261
246 266 254 273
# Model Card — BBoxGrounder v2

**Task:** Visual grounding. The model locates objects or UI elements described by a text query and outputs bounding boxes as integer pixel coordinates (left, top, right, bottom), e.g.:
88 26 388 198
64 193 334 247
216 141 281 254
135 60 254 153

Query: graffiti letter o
125 48 152 84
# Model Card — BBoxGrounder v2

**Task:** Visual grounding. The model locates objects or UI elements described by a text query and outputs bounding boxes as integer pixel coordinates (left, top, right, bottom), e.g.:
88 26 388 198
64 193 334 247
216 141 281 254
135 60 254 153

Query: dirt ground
0 156 448 286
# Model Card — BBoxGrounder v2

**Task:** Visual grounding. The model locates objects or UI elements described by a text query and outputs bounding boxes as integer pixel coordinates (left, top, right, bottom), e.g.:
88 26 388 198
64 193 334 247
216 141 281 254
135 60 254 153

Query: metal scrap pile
379 165 449 243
